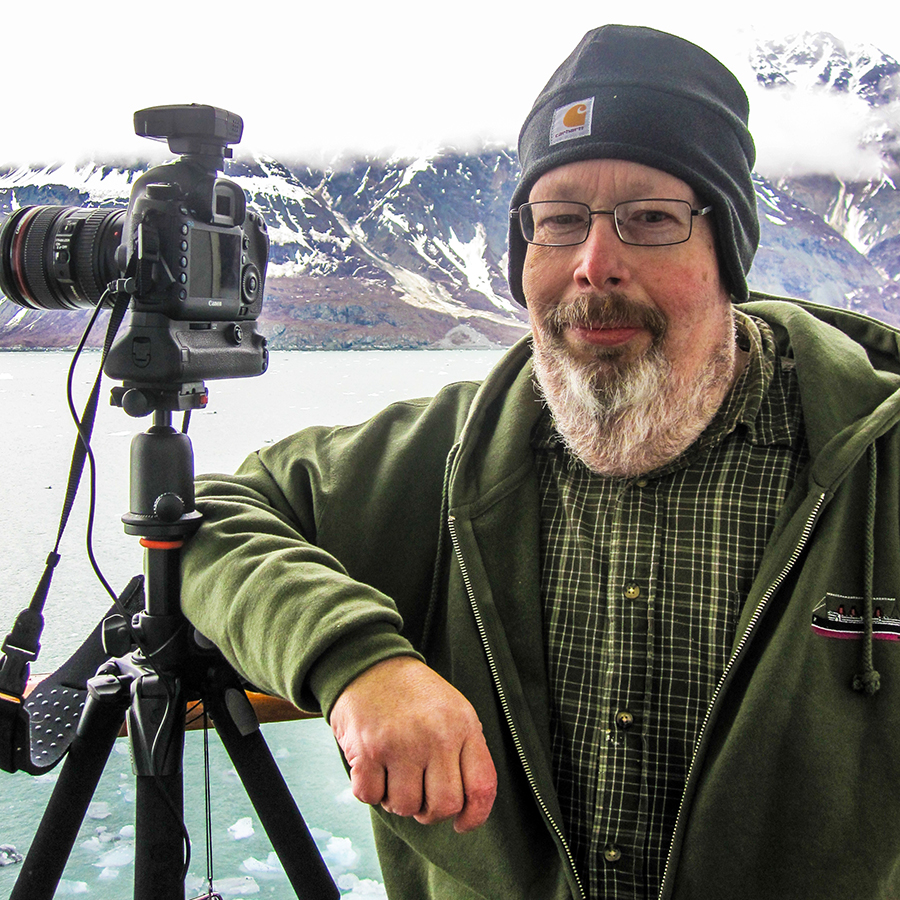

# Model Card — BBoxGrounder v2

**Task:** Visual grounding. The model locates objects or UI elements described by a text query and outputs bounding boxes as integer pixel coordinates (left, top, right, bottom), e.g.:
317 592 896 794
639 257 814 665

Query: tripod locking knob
102 615 133 658
153 492 186 523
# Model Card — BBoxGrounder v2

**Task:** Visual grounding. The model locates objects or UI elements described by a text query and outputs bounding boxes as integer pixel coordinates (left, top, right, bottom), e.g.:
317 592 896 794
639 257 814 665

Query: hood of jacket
742 295 900 487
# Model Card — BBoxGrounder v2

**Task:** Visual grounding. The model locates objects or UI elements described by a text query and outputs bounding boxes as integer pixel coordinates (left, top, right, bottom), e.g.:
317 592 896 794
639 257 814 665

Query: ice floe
227 816 255 840
337 873 389 897
240 851 284 877
209 875 260 896
93 843 135 868
0 844 23 867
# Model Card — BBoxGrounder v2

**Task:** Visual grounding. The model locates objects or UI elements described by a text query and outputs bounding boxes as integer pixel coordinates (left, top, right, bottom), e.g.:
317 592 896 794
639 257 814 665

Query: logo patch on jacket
811 594 900 641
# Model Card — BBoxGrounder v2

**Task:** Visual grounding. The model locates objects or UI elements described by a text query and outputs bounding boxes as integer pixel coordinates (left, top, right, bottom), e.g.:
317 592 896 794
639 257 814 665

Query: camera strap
0 289 131 774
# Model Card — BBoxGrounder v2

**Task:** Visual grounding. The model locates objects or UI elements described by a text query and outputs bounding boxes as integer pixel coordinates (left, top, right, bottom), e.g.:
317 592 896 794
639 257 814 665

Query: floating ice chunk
0 844 23 867
335 785 356 805
87 801 110 819
55 881 89 894
274 746 290 759
81 829 110 853
184 873 205 894
337 874 388 897
98 867 119 881
94 844 134 868
240 851 284 877
228 816 255 840
212 875 260 896
321 835 359 868
119 825 135 839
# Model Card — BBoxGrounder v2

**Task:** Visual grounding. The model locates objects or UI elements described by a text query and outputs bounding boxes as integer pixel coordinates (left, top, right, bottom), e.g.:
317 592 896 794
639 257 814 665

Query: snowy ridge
751 32 900 104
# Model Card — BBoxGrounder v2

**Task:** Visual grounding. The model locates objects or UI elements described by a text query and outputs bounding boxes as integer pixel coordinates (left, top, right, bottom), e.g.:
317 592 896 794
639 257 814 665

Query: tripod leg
204 681 340 900
128 670 188 900
134 772 186 900
10 675 130 900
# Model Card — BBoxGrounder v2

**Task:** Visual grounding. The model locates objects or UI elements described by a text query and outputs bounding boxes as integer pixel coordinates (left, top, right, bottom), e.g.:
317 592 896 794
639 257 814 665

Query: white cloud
750 86 891 179
1 0 898 168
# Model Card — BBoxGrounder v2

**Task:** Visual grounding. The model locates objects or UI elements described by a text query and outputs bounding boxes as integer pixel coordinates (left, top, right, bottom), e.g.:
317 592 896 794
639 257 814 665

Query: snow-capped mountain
751 32 900 105
0 150 529 350
1 30 899 349
749 30 900 322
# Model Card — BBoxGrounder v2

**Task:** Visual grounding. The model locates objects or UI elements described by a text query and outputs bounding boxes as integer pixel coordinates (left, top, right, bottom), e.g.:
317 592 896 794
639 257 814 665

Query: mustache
544 293 668 340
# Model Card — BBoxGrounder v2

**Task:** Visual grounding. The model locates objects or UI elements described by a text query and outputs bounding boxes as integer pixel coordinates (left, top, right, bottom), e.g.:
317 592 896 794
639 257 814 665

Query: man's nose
572 214 630 290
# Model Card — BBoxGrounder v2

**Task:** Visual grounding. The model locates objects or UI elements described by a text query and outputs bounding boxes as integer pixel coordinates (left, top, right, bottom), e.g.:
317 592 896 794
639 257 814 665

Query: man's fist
329 657 498 833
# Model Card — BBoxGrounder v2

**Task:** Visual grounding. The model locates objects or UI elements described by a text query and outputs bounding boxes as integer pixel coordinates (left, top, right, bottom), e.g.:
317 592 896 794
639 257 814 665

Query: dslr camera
0 104 269 391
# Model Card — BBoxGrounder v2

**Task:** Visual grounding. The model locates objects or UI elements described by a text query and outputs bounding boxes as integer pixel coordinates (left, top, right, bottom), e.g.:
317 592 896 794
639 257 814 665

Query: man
181 24 900 900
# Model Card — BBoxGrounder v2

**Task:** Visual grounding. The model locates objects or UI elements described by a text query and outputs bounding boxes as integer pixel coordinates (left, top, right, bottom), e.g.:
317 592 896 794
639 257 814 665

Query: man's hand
329 657 498 833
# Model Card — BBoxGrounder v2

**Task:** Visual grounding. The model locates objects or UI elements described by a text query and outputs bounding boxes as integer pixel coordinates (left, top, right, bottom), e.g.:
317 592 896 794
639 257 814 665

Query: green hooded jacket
181 294 900 899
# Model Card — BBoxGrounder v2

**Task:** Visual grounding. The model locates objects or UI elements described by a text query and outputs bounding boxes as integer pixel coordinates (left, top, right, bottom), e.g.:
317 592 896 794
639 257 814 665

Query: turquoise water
0 347 505 899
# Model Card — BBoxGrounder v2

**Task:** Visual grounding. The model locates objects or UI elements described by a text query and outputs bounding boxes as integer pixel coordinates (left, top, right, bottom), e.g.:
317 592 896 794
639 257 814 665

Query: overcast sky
5 0 899 178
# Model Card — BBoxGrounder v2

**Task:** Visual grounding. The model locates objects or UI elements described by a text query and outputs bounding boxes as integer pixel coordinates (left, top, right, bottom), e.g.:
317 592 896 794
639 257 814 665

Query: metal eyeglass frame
510 199 714 247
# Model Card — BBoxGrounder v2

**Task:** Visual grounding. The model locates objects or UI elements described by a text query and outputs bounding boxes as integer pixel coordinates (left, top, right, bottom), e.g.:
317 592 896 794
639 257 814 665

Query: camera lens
0 206 125 311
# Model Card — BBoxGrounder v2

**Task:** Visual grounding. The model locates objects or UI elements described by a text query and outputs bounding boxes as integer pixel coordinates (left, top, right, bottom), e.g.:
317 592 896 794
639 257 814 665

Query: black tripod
9 384 339 900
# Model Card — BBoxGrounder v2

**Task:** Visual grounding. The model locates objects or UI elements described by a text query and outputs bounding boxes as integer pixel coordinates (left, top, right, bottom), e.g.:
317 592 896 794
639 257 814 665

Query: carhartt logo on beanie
551 99 595 144
507 24 759 305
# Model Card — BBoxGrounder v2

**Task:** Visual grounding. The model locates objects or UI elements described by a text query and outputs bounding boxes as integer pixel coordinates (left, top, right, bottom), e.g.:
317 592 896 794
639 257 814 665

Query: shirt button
604 845 622 863
624 583 641 599
635 477 649 488
615 710 635 730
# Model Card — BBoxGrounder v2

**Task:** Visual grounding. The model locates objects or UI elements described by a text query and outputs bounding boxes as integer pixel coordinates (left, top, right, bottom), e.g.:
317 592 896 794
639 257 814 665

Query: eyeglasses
511 199 713 247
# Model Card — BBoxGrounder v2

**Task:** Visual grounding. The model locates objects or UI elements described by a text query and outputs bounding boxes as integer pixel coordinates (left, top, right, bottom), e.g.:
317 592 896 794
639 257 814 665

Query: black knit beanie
507 25 758 304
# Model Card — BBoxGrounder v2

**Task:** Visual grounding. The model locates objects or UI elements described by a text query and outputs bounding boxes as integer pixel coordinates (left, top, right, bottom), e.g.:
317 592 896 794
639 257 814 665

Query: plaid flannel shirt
532 311 808 898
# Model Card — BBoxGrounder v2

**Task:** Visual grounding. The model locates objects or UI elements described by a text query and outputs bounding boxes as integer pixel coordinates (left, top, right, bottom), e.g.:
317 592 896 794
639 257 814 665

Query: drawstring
852 443 881 696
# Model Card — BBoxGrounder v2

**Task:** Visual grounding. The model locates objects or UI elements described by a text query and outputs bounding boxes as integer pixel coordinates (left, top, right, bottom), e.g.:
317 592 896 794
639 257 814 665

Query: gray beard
532 297 737 477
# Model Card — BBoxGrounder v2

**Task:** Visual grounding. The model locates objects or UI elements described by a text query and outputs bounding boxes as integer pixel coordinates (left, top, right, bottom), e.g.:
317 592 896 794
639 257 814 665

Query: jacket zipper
448 513 586 900
658 491 827 899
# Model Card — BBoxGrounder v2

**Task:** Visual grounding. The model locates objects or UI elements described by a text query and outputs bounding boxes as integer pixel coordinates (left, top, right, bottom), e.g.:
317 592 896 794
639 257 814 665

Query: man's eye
536 213 588 233
546 214 586 227
629 208 675 225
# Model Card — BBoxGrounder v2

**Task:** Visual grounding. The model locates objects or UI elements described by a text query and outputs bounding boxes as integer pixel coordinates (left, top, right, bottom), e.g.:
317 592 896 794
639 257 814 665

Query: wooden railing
25 675 318 733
